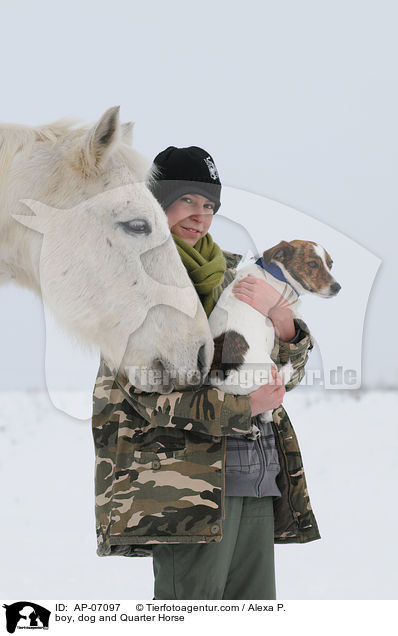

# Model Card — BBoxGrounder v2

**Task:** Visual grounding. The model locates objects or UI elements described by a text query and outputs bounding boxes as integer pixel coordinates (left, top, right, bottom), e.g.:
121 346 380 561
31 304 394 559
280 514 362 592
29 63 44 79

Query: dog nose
330 281 341 294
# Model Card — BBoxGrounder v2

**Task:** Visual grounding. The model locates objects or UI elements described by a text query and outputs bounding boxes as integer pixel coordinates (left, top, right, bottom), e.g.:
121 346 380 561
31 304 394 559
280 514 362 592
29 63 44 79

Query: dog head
262 240 341 298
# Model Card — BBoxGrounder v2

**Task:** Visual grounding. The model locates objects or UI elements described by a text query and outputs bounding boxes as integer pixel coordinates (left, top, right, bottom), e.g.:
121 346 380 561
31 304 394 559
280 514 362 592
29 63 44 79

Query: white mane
0 118 79 180
0 116 156 185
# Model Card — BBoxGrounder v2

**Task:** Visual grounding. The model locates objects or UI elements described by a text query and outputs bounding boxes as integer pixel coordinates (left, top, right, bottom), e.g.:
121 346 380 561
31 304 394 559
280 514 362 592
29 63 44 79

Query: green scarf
172 232 226 317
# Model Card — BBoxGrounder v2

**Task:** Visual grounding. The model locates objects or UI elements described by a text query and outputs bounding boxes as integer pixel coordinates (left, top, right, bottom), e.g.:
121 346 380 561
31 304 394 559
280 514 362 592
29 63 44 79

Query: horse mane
0 117 84 179
0 117 154 184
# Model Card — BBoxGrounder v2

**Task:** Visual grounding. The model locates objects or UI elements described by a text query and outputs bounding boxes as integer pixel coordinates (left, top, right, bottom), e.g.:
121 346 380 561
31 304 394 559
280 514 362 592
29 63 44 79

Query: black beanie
149 146 222 213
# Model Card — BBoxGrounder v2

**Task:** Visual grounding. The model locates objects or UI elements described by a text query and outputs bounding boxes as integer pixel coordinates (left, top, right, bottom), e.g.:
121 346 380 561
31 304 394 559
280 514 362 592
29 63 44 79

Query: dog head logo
2 602 51 633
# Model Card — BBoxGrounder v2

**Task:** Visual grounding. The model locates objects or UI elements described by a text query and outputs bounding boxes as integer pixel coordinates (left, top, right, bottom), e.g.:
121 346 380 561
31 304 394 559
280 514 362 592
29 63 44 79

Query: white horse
0 106 214 392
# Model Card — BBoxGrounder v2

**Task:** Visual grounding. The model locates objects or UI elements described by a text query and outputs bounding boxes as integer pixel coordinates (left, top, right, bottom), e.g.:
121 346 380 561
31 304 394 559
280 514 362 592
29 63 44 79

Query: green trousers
152 495 276 600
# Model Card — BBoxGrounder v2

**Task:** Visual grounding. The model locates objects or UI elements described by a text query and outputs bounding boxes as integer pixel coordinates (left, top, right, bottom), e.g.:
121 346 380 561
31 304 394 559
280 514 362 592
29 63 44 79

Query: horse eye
308 261 318 268
118 219 152 235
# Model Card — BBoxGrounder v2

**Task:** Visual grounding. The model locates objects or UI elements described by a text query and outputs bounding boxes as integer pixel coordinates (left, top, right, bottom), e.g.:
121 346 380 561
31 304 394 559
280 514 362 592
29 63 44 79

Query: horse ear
121 121 134 145
82 106 121 172
262 240 295 264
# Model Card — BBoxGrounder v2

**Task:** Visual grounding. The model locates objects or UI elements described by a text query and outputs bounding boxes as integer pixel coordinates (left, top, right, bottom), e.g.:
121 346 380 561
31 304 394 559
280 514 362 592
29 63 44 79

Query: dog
208 240 341 424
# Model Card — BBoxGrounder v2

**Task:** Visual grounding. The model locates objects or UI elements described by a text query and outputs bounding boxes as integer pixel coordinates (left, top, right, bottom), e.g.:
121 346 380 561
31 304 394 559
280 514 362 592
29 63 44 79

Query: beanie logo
204 156 219 181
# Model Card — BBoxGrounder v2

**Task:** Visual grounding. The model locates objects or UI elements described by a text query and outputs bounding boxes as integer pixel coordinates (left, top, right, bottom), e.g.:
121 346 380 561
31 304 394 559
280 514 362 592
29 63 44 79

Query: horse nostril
330 282 341 294
197 344 206 373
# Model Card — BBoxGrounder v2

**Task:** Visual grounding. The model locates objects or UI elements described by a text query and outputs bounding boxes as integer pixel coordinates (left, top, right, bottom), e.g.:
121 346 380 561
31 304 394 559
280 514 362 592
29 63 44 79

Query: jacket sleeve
93 357 258 440
270 316 314 392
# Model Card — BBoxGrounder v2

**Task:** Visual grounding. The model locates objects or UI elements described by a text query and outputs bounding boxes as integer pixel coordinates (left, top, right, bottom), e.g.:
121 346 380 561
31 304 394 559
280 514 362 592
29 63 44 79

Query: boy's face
166 193 215 246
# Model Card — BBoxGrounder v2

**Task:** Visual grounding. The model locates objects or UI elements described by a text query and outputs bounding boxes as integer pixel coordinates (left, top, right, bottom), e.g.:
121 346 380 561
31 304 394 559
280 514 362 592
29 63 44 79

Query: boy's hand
232 274 290 316
232 274 295 341
248 366 286 416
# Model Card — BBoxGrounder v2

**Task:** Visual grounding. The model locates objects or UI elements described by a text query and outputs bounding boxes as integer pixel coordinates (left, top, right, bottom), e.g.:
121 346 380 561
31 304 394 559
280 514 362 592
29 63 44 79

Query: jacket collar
222 250 243 269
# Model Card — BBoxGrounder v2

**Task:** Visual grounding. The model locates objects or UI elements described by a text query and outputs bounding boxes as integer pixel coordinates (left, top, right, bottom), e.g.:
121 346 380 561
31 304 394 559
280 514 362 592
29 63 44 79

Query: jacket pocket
129 427 187 453
109 437 223 540
132 448 186 467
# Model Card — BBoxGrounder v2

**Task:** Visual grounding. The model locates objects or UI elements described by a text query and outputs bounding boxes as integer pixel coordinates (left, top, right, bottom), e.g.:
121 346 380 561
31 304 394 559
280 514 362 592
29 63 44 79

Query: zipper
222 437 226 519
254 417 265 497
272 416 297 524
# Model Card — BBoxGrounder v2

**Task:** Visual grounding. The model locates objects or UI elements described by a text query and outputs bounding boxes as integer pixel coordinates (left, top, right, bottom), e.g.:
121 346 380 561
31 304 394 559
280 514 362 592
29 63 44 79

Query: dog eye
308 261 318 268
117 219 152 235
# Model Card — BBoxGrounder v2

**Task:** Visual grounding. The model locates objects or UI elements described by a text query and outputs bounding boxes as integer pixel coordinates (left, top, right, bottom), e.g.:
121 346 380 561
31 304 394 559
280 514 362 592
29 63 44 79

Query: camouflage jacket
91 250 321 557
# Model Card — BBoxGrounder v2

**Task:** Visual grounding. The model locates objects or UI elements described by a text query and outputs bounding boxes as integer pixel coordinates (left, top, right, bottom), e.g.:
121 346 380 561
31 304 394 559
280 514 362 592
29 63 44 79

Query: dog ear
262 240 295 264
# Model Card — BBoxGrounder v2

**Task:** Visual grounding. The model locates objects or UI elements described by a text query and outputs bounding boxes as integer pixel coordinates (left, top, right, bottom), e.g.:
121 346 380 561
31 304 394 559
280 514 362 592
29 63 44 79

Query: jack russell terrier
208 239 341 425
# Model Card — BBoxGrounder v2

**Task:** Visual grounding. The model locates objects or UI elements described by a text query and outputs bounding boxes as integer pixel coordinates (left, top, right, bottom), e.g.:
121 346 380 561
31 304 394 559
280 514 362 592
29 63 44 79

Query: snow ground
0 388 397 600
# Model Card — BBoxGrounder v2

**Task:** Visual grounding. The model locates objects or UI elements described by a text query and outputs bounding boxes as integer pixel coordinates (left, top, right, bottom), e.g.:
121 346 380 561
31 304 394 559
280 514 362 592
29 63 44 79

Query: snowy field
1 388 397 600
